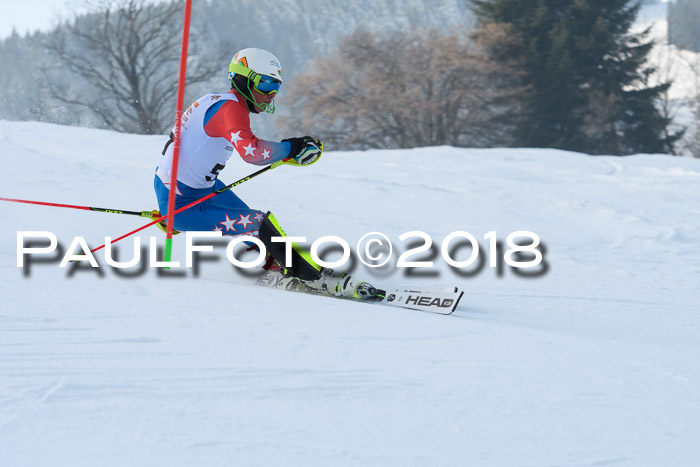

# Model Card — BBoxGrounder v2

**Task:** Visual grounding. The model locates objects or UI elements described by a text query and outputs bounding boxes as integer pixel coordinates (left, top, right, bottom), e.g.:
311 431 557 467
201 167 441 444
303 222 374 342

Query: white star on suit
260 148 271 160
230 131 242 147
236 214 253 229
243 143 256 157
219 214 238 232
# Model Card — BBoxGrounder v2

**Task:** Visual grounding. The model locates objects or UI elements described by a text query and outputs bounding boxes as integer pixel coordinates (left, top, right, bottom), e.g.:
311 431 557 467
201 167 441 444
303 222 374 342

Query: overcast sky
1 0 670 40
0 0 177 39
0 0 94 38
0 0 74 38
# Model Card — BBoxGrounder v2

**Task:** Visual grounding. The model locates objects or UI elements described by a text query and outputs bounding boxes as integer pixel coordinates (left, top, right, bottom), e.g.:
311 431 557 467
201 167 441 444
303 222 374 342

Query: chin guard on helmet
230 74 276 114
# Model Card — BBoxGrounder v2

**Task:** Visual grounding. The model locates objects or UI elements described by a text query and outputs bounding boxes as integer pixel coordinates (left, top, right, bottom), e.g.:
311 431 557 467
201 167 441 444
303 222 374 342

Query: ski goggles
254 75 282 95
228 62 282 95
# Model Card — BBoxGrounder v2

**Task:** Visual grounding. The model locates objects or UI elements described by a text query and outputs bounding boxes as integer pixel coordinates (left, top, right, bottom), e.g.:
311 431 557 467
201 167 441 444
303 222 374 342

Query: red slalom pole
164 0 193 263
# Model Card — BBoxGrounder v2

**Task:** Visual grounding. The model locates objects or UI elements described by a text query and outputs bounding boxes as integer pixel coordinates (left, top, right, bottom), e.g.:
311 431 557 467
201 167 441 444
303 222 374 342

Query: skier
154 48 376 299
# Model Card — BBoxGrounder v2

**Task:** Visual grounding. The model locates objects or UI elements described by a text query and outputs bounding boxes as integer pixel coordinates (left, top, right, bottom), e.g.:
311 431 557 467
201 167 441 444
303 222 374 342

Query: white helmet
228 48 283 113
229 48 283 82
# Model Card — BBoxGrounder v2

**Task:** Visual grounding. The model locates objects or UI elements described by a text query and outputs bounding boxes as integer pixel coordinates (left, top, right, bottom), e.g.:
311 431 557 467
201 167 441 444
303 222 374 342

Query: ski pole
90 158 289 253
0 196 175 233
0 197 156 218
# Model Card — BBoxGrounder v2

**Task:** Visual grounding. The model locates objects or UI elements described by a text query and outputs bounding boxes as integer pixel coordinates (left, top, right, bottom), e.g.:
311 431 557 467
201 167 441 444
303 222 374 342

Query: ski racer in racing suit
154 48 376 299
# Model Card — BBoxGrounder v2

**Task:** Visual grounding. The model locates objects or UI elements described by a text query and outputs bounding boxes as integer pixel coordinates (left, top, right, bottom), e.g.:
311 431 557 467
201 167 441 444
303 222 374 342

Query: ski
382 287 464 315
254 271 464 315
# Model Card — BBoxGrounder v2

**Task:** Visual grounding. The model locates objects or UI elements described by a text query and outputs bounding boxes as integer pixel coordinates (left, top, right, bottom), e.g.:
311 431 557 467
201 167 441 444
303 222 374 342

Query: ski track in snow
0 121 699 466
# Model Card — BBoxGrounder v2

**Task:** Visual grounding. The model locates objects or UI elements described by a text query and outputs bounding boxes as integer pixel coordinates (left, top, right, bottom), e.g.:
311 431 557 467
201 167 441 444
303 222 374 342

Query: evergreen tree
471 0 682 155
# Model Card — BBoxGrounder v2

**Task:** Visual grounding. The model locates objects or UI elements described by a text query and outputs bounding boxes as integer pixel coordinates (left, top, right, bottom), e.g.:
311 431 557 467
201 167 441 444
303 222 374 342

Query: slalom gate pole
0 197 159 220
164 0 193 264
90 159 288 253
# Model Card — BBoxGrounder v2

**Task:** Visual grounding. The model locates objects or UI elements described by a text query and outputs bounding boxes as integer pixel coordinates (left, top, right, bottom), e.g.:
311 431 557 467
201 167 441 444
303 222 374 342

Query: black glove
283 135 323 165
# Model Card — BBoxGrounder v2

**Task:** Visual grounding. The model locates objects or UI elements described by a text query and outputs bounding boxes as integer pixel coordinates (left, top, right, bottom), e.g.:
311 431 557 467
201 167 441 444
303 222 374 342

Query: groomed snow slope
1 120 699 466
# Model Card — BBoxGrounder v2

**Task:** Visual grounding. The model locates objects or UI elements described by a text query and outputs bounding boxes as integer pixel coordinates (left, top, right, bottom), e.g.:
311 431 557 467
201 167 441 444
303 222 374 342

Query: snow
1 120 699 466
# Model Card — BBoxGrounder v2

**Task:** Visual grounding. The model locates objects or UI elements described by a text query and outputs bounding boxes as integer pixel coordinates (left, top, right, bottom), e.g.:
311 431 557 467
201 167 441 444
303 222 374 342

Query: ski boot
303 269 382 301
